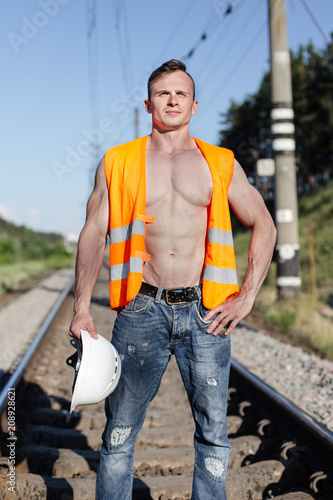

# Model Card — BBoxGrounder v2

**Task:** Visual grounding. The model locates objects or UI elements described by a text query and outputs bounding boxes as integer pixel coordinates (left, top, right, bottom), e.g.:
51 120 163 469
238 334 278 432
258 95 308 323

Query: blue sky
1 0 332 236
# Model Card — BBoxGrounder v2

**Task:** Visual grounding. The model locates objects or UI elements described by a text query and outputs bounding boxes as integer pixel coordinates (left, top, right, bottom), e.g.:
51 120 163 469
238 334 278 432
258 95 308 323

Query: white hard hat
66 329 121 413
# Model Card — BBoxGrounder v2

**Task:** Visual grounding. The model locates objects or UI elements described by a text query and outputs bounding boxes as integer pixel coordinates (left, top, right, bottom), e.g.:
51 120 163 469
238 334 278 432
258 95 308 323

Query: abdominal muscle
143 201 208 288
143 147 212 288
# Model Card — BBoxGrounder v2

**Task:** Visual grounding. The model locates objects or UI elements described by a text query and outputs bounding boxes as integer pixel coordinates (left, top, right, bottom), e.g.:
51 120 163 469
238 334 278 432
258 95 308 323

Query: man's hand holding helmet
69 312 98 340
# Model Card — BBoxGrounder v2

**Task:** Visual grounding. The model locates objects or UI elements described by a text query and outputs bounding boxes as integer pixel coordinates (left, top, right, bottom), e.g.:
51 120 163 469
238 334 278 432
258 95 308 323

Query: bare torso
143 138 213 288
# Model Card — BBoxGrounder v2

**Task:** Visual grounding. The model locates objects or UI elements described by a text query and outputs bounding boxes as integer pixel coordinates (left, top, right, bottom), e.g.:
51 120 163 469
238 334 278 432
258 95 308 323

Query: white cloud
0 204 21 225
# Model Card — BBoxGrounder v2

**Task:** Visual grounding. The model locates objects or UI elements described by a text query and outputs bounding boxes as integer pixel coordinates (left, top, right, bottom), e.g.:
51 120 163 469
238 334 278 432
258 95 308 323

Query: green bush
260 304 296 334
0 235 19 264
0 218 76 293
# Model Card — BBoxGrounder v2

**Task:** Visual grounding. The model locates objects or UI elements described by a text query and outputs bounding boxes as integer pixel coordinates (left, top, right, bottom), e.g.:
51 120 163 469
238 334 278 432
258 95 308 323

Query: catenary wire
193 0 251 83
112 0 135 94
85 0 102 167
199 14 268 119
153 0 197 66
297 0 330 44
85 0 99 129
122 0 135 87
195 0 263 91
112 0 130 92
182 1 237 61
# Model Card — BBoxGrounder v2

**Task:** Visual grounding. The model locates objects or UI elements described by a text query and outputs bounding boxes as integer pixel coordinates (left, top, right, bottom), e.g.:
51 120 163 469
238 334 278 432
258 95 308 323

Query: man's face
145 71 198 132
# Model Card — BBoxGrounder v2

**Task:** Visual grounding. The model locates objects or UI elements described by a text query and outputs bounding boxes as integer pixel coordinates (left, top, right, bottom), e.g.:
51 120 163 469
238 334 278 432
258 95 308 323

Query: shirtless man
70 60 276 499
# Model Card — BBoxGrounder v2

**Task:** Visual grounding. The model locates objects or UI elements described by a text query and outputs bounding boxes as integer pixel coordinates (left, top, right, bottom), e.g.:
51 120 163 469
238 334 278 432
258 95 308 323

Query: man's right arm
69 157 109 340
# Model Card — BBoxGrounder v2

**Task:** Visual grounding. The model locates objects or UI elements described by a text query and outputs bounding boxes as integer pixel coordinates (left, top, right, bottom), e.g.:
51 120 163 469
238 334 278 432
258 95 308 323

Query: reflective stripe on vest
204 227 238 285
208 227 234 247
110 219 145 245
203 265 238 285
110 257 142 282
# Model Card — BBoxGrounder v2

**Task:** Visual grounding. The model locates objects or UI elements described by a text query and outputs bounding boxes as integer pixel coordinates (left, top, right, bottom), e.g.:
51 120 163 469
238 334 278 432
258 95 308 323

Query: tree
219 34 333 187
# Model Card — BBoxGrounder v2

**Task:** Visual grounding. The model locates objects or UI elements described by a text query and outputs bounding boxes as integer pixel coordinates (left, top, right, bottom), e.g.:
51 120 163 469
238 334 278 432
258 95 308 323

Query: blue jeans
95 287 231 500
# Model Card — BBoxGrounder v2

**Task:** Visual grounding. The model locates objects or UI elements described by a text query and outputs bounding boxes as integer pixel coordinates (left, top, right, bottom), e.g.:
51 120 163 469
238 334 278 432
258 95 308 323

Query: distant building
63 233 78 253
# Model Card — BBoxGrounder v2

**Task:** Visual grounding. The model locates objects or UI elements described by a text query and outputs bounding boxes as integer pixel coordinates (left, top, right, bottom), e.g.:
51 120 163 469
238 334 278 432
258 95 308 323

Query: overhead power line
85 0 100 133
86 0 96 37
297 0 330 44
85 0 102 171
194 0 250 82
122 0 135 86
200 14 268 119
112 0 135 93
153 0 197 66
195 0 262 91
182 2 235 61
112 0 129 91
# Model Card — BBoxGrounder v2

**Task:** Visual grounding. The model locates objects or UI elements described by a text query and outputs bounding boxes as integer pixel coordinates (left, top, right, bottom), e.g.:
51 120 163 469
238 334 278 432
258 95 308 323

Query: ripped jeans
95 288 231 500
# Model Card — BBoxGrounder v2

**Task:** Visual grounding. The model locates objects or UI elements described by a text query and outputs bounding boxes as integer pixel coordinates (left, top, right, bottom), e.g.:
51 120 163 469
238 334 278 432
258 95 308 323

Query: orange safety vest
104 135 239 310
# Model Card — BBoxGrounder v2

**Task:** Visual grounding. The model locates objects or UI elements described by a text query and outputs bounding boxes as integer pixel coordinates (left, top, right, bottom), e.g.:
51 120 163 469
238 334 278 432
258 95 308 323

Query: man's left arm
204 159 277 335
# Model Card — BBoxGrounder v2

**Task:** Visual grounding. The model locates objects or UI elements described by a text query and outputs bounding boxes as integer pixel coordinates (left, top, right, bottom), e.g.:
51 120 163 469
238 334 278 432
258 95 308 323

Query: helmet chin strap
66 337 83 396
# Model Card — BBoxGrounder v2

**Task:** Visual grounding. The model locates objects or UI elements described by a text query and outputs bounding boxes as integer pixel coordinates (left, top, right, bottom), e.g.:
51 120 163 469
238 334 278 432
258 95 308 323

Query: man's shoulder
193 138 234 159
105 136 147 157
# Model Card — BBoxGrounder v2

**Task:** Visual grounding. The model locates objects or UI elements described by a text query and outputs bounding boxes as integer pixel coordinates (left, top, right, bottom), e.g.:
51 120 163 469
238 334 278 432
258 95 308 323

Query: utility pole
134 107 140 139
269 0 301 299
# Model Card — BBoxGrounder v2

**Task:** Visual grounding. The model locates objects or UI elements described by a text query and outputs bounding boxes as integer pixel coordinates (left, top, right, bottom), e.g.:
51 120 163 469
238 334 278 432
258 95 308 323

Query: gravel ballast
231 324 333 431
0 268 74 382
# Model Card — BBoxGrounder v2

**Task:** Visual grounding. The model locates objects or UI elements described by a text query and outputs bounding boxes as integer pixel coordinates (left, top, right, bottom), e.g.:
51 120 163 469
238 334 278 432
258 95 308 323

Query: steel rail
230 358 333 468
0 272 75 413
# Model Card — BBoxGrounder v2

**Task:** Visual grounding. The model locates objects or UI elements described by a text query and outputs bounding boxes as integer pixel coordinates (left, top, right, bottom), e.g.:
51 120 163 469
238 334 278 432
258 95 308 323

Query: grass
233 181 333 360
251 284 333 360
0 255 75 294
0 218 76 294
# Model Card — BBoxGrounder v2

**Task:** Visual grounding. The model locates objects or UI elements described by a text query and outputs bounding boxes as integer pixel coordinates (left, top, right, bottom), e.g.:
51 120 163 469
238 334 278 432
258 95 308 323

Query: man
69 59 276 499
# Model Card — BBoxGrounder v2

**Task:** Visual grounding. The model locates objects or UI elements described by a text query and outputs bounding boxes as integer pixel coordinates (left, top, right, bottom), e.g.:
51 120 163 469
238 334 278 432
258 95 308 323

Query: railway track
0 266 332 499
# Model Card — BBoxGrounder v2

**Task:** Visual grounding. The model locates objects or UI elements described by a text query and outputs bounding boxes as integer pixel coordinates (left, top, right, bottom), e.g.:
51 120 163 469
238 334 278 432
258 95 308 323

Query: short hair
147 59 195 100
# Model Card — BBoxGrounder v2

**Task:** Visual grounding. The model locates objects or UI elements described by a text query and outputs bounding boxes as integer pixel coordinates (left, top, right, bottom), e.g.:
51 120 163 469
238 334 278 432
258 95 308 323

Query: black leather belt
139 282 201 305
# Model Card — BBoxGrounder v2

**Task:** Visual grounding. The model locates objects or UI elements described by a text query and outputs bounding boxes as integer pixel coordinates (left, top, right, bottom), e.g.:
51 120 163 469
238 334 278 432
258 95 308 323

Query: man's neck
147 128 196 154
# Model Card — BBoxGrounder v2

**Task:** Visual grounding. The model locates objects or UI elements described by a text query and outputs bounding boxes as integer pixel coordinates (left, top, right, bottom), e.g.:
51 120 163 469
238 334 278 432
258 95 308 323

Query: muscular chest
145 149 213 209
